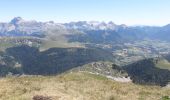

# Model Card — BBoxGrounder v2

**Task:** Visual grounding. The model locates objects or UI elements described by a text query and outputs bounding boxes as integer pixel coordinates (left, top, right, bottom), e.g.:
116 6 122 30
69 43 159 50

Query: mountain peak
108 21 115 25
10 17 24 24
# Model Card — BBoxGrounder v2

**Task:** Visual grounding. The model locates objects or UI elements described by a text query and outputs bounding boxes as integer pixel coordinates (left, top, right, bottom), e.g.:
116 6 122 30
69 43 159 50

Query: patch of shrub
32 95 52 100
162 96 170 100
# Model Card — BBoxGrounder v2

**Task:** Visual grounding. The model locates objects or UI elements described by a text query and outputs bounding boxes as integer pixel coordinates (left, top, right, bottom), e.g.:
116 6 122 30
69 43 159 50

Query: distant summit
10 17 24 25
0 17 170 43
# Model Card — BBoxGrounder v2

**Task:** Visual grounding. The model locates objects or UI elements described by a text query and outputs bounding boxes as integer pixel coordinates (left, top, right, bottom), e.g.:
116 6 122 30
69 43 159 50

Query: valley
1 18 170 100
1 0 170 100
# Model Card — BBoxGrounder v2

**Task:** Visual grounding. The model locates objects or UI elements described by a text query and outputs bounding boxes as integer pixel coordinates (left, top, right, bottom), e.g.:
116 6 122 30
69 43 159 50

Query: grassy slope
39 40 84 51
0 37 40 51
70 61 128 77
0 72 170 100
156 59 170 70
0 42 15 51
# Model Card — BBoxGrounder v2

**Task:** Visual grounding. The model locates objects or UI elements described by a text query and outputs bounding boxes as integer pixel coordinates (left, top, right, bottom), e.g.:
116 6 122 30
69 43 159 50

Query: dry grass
0 72 170 100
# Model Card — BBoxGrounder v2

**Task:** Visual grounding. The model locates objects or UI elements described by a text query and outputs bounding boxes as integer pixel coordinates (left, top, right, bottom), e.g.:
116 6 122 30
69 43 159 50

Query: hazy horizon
1 0 170 26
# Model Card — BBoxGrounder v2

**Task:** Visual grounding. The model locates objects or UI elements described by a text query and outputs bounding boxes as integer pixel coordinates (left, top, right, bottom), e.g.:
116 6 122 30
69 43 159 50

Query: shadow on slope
123 58 170 86
4 45 113 75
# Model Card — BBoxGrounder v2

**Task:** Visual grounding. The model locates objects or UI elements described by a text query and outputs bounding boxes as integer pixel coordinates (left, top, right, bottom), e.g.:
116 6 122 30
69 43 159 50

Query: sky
0 0 170 26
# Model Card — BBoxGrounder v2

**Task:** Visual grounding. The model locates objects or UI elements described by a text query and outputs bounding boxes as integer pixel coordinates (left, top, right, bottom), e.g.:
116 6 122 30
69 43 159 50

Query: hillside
124 58 170 86
2 45 170 86
1 1 170 100
156 59 170 71
0 45 114 76
0 72 170 100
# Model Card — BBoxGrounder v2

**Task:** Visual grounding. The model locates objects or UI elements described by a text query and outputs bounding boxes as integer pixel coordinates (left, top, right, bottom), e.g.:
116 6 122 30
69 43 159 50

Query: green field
156 59 170 70
39 40 84 51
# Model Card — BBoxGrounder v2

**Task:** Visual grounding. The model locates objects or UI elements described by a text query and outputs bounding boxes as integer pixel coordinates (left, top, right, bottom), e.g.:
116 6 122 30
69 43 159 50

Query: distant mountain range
1 17 170 43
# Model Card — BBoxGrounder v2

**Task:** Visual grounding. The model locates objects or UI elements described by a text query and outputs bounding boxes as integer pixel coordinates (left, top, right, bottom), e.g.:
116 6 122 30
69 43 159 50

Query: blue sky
0 0 170 25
